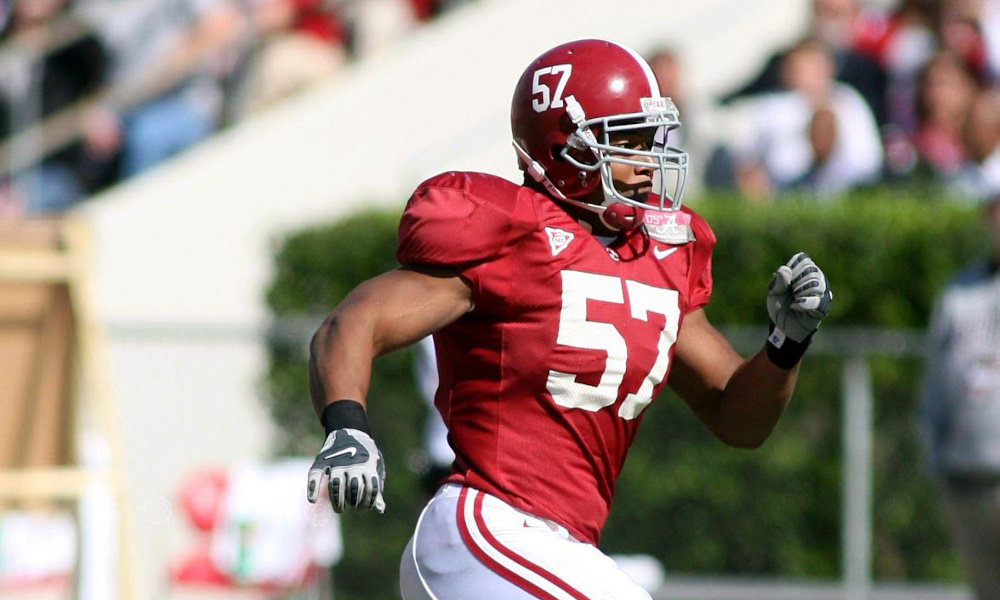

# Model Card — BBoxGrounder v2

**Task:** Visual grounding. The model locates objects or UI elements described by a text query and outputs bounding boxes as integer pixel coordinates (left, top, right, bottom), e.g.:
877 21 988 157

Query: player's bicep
668 308 743 420
338 264 473 354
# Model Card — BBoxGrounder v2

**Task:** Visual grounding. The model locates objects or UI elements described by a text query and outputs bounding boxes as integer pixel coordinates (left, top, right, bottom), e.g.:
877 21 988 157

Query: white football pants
399 484 652 600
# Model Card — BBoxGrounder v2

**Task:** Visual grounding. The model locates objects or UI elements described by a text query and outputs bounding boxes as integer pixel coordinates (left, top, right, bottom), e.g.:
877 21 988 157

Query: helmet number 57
531 64 572 113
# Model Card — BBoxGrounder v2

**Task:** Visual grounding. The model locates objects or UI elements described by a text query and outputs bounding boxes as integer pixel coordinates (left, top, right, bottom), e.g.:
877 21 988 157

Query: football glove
766 252 832 344
307 428 386 513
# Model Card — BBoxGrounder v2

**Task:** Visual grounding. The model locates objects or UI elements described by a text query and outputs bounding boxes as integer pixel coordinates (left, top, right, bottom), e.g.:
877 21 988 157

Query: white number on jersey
546 270 681 421
619 280 681 419
531 64 572 113
546 271 628 413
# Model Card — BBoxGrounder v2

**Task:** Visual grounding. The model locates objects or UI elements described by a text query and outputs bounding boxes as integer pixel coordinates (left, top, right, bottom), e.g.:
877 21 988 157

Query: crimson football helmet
511 39 689 229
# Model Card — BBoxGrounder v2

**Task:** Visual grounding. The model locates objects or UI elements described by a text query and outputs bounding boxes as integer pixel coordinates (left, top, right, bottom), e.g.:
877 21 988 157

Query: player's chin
616 186 652 200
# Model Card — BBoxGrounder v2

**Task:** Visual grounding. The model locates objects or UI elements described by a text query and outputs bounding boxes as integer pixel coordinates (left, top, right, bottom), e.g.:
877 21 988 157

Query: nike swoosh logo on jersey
653 246 678 260
324 447 358 461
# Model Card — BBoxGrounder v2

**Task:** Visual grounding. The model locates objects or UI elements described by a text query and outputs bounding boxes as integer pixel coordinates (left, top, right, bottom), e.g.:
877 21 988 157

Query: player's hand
307 428 386 513
766 252 832 343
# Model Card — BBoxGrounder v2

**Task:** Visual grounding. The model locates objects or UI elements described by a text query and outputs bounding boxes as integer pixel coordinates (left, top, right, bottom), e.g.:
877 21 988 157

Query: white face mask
559 96 689 214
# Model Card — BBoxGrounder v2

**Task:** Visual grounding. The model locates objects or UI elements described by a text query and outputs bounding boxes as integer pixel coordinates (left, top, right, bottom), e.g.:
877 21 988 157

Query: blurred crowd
0 0 475 218
655 0 1000 204
2 0 997 220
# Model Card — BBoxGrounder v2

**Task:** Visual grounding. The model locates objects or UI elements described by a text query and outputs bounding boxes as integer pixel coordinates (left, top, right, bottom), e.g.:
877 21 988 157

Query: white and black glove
765 252 832 368
307 400 386 513
307 428 386 513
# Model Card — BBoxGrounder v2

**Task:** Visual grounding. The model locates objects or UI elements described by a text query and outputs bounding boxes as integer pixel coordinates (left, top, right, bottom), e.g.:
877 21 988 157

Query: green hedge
265 191 988 600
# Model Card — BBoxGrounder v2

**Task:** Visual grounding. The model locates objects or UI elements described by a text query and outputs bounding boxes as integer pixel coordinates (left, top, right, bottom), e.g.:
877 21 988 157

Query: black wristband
320 400 371 436
765 324 813 369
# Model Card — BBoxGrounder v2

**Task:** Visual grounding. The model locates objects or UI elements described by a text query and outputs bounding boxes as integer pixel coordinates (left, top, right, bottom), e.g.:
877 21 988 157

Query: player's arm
669 309 799 448
306 264 472 513
669 253 832 449
309 264 472 416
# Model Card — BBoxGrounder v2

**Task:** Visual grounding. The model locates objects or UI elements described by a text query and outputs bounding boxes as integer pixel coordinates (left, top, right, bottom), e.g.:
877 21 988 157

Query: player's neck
521 176 622 238
557 202 618 238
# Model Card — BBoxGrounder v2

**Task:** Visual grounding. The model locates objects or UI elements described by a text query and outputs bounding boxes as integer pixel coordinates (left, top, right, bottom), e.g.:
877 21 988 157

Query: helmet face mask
511 39 690 228
560 99 689 213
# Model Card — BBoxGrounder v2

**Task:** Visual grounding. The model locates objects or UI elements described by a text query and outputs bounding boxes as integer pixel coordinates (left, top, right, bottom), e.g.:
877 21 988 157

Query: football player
306 39 832 600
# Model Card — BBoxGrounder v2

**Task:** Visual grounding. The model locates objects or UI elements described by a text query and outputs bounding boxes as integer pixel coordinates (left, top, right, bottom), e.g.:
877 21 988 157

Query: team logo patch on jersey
545 227 575 256
644 211 695 244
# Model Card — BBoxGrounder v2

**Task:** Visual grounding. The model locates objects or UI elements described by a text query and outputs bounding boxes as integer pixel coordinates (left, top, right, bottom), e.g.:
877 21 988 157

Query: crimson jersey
397 172 715 545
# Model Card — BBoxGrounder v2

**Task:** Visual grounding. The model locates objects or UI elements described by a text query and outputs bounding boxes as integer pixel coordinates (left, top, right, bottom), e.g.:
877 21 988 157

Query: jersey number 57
547 270 680 421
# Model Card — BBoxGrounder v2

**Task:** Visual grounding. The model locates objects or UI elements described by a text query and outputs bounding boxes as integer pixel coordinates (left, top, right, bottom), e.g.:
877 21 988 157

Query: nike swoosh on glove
307 428 386 513
767 252 832 344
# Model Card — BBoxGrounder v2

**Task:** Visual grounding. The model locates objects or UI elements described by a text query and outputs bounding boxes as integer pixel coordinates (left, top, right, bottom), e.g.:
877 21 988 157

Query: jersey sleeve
397 173 517 294
685 208 716 313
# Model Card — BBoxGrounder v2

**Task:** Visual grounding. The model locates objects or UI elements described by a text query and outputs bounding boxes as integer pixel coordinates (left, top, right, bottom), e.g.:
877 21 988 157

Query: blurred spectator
984 0 1000 81
97 0 247 176
920 191 1000 600
394 0 477 24
731 39 882 200
908 51 980 180
341 0 417 59
954 87 1000 199
936 0 992 79
242 0 347 113
856 0 938 138
722 0 887 126
811 0 889 124
855 0 938 78
0 2 10 34
0 0 466 221
408 0 440 21
647 47 707 197
0 0 115 215
648 48 689 144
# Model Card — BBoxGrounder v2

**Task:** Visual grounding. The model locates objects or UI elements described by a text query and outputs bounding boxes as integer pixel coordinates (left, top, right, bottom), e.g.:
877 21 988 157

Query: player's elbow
714 427 772 450
723 435 769 450
310 314 337 363
311 301 379 360
311 308 351 360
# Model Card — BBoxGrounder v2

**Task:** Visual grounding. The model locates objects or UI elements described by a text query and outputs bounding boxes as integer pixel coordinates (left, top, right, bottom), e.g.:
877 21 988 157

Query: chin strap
512 139 645 235
603 203 645 231
555 195 645 235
